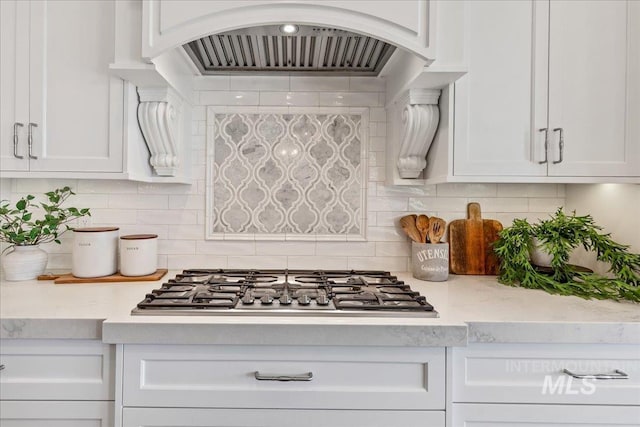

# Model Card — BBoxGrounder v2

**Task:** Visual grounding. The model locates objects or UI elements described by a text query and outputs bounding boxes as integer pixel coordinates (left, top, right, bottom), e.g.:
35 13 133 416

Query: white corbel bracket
137 87 183 176
396 89 441 179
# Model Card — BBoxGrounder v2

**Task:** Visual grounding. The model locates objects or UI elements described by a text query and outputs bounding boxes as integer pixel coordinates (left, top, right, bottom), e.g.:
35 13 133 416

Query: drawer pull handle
254 371 313 382
562 368 628 380
0 364 4 371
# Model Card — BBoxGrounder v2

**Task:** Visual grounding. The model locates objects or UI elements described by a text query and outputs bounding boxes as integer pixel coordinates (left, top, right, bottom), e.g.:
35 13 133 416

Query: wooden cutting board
448 203 503 275
38 269 168 284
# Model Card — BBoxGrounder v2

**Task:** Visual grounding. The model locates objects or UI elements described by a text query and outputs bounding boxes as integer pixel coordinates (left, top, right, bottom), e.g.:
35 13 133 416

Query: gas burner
133 269 437 317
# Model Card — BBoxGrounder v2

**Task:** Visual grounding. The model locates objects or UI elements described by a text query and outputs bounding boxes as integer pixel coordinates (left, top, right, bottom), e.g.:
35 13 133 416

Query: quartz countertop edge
2 272 639 345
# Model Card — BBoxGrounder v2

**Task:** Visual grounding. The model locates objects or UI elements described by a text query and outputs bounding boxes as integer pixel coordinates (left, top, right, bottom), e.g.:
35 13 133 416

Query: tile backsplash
1 76 565 272
207 109 366 240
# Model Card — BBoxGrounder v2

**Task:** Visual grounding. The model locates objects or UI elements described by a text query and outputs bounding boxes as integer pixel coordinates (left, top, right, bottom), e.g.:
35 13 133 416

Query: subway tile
197 240 256 255
290 76 349 91
437 183 497 197
377 184 437 198
368 166 385 182
368 196 408 212
66 193 109 209
497 183 559 198
347 256 407 272
228 255 287 269
192 106 206 121
409 197 468 212
255 241 315 256
46 253 72 270
16 179 78 193
370 107 387 122
77 179 139 194
349 77 385 92
259 91 319 106
528 197 564 212
108 194 168 209
200 91 260 106
158 239 197 255
472 197 529 213
230 75 289 91
557 184 566 197
89 208 138 225
369 136 386 152
375 241 411 257
138 183 195 195
316 241 376 257
367 226 407 242
168 254 228 269
193 76 230 91
168 224 204 240
137 210 198 225
168 194 205 210
287 256 348 270
319 92 379 107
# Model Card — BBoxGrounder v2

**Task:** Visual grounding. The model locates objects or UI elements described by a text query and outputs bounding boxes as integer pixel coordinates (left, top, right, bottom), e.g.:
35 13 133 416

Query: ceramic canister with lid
119 234 158 276
72 227 119 278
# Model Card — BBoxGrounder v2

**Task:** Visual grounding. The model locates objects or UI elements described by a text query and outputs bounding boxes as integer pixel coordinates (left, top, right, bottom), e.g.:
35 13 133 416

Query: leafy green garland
494 209 640 302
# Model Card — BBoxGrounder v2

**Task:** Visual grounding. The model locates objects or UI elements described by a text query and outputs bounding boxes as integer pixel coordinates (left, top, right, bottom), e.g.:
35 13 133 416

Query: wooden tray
38 269 168 284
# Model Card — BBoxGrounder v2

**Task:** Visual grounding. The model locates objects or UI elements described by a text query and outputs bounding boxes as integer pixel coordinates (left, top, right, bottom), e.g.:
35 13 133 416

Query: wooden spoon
428 217 446 244
399 214 423 243
416 214 430 243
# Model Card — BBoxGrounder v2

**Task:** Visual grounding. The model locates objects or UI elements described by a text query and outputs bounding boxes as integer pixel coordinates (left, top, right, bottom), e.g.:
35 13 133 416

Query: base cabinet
452 403 640 426
0 401 114 427
123 408 444 427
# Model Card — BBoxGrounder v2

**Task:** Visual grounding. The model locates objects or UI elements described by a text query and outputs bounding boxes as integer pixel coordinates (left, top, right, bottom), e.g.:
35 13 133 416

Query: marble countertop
1 271 638 346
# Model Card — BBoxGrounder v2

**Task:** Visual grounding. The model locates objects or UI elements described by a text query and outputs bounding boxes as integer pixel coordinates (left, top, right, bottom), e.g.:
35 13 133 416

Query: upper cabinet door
27 0 123 173
0 0 29 172
452 0 548 177
547 0 639 177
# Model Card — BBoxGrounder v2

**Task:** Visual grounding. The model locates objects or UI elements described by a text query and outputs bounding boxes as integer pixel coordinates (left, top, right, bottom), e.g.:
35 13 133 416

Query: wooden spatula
416 214 430 243
428 217 446 243
399 214 422 243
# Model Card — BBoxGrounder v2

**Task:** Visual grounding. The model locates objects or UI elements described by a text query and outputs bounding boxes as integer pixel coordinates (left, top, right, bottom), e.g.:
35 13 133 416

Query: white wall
1 76 566 273
566 184 640 274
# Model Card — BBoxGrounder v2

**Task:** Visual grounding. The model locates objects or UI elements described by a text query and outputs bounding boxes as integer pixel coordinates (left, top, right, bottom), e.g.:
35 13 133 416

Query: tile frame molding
205 106 369 242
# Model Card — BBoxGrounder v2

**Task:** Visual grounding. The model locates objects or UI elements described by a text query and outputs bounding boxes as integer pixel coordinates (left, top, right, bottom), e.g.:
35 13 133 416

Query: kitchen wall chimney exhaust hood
182 25 396 76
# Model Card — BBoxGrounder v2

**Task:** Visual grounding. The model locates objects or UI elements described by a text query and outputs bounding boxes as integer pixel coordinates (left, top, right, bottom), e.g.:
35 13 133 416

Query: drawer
123 408 445 427
452 343 640 405
0 339 115 400
123 344 445 410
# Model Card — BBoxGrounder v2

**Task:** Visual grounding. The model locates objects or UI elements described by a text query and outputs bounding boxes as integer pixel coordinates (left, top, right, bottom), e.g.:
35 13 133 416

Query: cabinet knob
13 122 24 159
28 122 38 159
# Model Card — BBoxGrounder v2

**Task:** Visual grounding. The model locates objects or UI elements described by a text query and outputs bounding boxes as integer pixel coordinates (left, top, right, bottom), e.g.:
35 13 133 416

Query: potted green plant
494 208 640 302
0 186 90 281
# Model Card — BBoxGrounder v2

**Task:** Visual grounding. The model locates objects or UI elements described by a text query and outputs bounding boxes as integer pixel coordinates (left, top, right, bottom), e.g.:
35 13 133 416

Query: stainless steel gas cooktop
132 269 437 317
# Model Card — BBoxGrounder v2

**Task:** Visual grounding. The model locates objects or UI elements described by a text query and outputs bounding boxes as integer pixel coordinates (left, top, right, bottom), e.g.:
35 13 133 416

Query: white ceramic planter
1 245 48 281
119 234 158 276
530 237 553 267
72 227 119 278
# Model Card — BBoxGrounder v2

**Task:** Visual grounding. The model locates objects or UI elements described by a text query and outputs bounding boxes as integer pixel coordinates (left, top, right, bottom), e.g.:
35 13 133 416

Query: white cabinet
1 0 124 175
119 344 446 426
0 339 115 426
428 0 639 183
450 343 640 426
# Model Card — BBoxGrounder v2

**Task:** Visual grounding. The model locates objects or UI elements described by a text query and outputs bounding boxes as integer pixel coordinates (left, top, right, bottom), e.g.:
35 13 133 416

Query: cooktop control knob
298 294 311 306
241 294 254 305
279 294 292 305
316 294 329 306
260 295 274 305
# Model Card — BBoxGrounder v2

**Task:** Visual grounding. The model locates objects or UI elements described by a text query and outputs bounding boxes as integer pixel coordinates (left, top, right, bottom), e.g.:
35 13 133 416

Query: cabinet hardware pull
552 127 564 164
254 371 313 382
538 128 549 164
0 364 4 371
13 123 24 159
28 122 38 159
562 368 628 380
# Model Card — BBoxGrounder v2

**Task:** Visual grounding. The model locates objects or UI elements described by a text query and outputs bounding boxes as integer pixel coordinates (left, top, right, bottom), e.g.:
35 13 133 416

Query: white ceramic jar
119 234 158 276
72 227 119 278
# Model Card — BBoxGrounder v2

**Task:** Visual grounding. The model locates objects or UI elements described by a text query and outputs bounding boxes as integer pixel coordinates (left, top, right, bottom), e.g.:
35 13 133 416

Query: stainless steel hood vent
183 25 395 75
